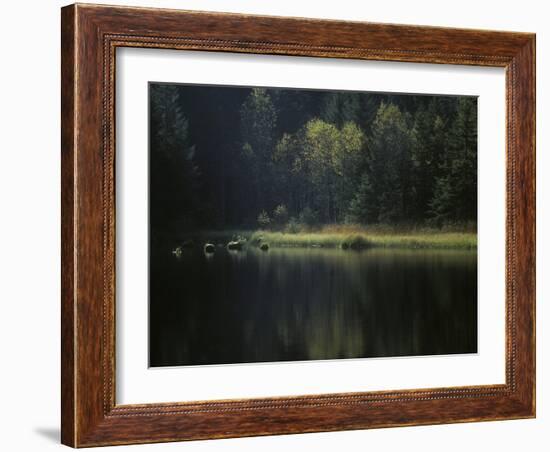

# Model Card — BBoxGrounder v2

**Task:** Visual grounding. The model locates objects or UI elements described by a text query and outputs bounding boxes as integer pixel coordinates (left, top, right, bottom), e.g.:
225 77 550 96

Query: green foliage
341 234 373 250
349 235 373 250
272 131 309 217
429 97 477 225
429 175 454 226
149 84 199 229
321 92 361 127
300 118 365 223
241 88 277 214
153 85 477 232
346 174 376 224
303 119 341 222
241 88 277 153
410 100 446 219
257 210 271 228
362 102 415 223
285 217 301 233
247 227 476 250
298 207 318 228
150 85 192 159
273 204 289 228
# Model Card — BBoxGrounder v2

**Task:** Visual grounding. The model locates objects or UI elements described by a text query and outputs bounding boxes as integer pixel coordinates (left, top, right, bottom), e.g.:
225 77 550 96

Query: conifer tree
149 84 199 230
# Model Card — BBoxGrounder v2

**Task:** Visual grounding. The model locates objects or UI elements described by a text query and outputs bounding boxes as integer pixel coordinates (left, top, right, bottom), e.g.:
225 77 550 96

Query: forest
149 83 477 247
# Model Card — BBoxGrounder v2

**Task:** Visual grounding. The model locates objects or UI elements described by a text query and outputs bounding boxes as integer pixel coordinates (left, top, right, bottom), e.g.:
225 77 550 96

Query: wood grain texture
61 5 76 446
61 3 536 447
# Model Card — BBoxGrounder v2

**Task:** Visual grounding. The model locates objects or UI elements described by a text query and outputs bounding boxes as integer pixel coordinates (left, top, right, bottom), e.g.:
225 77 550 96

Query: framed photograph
61 3 535 447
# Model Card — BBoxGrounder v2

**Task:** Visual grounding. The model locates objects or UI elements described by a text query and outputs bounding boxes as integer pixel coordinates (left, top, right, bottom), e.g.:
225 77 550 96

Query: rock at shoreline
227 241 244 251
227 240 243 251
204 243 215 253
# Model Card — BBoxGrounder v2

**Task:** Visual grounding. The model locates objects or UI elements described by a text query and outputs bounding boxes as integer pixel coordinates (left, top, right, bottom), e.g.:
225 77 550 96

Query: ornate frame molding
62 4 535 447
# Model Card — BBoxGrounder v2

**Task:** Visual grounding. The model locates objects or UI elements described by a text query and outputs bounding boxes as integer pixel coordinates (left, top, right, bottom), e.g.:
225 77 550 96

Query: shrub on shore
194 225 477 252
249 229 475 250
342 235 373 250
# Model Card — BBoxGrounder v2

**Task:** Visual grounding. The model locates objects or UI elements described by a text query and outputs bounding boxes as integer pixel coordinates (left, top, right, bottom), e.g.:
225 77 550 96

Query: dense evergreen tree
429 97 477 225
149 85 199 231
150 83 478 231
346 173 377 224
272 130 308 214
321 92 361 127
240 88 277 217
410 100 446 220
321 91 380 133
363 102 415 223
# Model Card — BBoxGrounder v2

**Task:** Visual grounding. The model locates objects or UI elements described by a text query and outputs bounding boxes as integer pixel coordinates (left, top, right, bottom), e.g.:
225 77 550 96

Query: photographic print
148 83 478 367
61 6 536 444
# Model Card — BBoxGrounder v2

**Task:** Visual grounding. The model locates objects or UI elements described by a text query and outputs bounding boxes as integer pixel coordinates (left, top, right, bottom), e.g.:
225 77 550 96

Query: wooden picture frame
61 3 535 447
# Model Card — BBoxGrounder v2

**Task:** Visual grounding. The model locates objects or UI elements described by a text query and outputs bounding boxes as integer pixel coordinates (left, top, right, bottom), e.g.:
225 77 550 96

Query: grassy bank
250 231 476 250
198 225 477 251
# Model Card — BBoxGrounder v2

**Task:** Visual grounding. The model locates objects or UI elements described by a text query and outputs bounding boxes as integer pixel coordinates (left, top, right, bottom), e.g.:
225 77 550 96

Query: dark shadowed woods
149 84 477 236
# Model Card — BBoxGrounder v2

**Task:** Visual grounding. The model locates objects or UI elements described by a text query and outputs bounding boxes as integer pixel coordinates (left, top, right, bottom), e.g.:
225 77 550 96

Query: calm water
149 246 477 367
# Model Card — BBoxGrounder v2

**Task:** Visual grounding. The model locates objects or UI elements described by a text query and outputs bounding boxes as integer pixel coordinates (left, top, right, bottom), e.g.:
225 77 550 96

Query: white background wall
0 1 546 450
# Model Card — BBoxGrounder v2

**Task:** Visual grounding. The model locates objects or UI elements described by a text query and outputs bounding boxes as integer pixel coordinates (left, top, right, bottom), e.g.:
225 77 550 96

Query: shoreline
249 231 477 250
172 227 477 251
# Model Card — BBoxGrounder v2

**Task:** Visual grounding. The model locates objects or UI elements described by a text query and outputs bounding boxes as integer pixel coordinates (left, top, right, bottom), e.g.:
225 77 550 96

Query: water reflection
149 247 477 367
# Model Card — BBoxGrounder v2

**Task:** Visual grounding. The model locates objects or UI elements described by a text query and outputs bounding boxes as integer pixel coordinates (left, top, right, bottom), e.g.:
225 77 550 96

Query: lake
149 246 477 367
